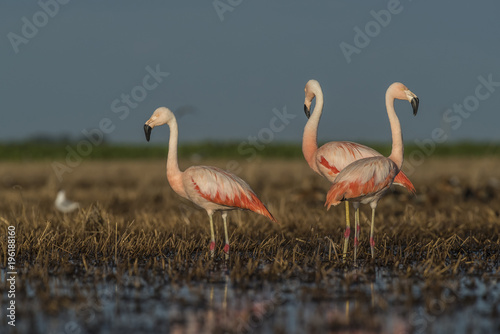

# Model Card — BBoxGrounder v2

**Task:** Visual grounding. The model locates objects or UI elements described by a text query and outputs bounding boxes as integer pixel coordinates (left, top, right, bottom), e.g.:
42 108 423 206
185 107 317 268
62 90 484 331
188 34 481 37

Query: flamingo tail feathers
325 182 349 210
243 191 279 224
393 171 416 194
193 179 279 224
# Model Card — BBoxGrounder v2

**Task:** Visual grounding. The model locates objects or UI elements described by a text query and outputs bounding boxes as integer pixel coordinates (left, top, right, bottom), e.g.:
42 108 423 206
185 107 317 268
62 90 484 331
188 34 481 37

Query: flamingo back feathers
319 156 340 175
325 157 398 209
316 142 415 194
315 142 380 179
187 166 278 223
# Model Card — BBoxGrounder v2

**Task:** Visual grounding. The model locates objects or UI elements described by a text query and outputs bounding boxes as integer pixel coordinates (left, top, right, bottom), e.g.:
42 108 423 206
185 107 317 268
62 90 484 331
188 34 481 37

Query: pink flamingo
302 80 417 261
144 107 278 258
324 82 419 262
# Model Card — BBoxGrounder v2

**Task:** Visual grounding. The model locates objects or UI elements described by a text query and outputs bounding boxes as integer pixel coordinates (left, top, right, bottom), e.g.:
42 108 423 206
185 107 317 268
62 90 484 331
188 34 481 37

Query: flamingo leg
370 208 376 259
222 211 230 260
342 201 350 262
353 204 360 264
208 213 215 258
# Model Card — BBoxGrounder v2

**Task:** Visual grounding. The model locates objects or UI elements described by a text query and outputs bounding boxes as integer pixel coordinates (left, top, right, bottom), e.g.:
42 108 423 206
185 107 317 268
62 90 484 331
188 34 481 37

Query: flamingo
302 79 416 261
324 82 419 263
143 107 278 258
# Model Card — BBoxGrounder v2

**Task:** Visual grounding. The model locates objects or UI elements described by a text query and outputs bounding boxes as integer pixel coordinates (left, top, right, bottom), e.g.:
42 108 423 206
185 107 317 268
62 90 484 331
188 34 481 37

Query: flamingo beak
411 97 419 116
304 104 310 119
144 124 152 142
405 89 419 116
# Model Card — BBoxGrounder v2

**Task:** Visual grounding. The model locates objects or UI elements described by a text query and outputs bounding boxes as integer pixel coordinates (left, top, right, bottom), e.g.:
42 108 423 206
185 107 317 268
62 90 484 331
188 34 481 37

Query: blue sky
1 1 499 144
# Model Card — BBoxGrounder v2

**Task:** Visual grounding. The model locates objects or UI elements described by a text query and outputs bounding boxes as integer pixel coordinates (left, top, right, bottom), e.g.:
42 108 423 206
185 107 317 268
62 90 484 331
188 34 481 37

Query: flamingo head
144 107 175 142
304 79 322 119
388 82 419 116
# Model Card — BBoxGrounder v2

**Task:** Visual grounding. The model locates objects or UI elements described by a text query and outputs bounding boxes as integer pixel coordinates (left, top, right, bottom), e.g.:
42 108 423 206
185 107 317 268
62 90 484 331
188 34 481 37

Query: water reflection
1 268 499 333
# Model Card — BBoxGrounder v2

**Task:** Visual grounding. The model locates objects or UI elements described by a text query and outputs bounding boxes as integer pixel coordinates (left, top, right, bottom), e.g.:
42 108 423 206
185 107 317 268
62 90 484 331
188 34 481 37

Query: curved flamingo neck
386 91 403 170
302 89 324 172
166 117 182 182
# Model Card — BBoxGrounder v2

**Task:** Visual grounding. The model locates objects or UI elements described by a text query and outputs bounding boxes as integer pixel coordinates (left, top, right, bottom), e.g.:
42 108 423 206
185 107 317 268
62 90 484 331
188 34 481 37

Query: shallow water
2 267 500 334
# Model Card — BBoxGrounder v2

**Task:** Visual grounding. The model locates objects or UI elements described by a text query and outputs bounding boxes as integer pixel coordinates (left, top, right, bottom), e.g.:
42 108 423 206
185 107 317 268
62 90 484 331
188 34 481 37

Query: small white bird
55 190 80 213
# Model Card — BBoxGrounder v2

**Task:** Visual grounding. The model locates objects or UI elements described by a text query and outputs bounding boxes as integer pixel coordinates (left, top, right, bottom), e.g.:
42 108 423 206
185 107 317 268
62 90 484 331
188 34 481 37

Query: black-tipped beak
144 124 152 142
411 97 419 116
304 104 310 119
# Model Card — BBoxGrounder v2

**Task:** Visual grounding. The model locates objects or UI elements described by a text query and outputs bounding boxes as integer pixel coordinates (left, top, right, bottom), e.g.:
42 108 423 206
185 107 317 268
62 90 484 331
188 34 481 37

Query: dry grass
1 157 499 277
1 157 500 332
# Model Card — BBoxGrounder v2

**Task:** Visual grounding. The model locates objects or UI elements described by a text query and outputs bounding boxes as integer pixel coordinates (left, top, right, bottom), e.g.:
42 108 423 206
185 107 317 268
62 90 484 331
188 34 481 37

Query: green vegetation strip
0 141 499 161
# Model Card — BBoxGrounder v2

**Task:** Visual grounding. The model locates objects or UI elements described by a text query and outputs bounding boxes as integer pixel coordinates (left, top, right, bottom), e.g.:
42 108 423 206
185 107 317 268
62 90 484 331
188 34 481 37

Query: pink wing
187 166 278 223
325 157 398 209
316 142 380 179
316 141 415 193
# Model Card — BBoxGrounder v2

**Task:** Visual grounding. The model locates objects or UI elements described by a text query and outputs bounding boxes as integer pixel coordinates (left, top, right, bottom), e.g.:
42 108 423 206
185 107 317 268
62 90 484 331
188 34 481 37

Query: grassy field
1 156 500 333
